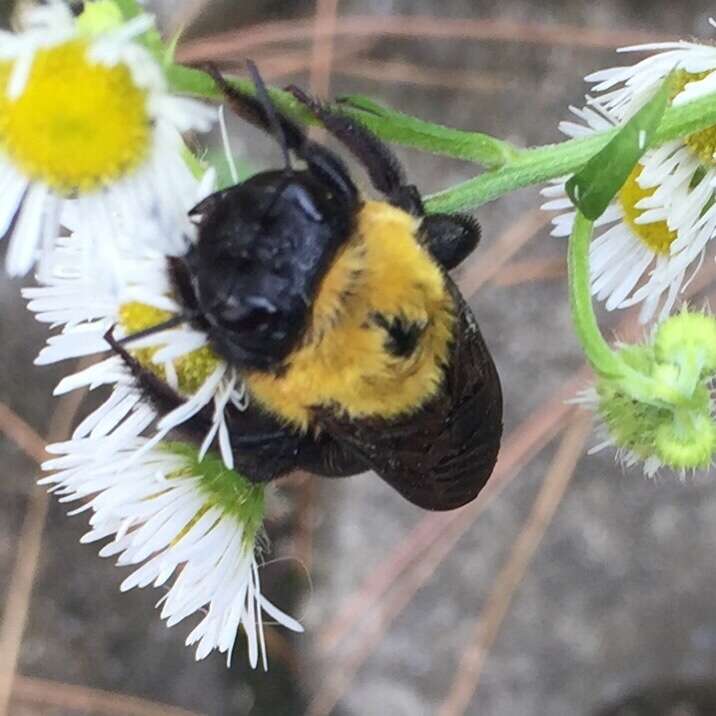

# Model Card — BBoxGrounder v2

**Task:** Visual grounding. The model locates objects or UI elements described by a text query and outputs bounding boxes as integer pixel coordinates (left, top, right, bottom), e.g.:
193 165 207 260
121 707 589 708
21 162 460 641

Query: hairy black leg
103 325 197 417
287 85 425 216
105 326 288 473
105 326 366 482
204 63 357 207
418 213 481 270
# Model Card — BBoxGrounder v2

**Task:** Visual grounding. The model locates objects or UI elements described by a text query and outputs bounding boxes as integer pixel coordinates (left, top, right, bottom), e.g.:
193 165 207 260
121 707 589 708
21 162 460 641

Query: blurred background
3 1 716 714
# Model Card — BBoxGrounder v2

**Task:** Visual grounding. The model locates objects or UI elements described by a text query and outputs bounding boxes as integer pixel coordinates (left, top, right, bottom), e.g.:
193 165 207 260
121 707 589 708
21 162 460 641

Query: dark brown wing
314 276 503 511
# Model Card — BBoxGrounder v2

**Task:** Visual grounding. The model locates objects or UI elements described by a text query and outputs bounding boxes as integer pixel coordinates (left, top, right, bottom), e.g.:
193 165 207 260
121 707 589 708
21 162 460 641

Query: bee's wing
316 277 503 511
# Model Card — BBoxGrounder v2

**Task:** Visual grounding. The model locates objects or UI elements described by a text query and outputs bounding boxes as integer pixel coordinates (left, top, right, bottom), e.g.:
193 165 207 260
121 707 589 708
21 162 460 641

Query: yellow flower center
0 40 151 195
618 164 677 255
119 302 221 395
673 70 716 166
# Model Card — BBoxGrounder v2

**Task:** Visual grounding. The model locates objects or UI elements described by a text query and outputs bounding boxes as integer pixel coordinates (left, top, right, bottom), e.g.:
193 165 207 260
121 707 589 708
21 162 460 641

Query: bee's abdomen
311 279 503 512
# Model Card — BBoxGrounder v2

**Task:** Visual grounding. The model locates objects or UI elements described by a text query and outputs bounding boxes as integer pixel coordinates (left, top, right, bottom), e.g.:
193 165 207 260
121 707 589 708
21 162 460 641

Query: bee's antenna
245 59 293 171
110 313 196 348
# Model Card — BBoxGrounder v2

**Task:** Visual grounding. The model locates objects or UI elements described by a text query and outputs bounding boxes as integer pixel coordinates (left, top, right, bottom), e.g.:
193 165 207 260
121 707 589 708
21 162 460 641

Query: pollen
119 302 220 395
0 40 150 195
618 164 677 255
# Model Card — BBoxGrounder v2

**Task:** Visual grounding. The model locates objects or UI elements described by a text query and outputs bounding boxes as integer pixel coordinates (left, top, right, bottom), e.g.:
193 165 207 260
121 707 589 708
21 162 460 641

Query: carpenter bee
106 62 502 511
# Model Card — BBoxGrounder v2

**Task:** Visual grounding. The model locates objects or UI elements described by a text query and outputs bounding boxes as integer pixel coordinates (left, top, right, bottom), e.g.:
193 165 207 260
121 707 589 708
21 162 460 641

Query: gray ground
4 1 716 715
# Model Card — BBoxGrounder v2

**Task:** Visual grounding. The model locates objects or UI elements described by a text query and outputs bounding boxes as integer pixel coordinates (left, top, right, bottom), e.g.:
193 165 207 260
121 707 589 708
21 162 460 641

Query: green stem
427 92 716 212
568 212 660 403
168 65 716 212
331 95 520 168
568 212 624 377
427 133 608 212
166 65 519 169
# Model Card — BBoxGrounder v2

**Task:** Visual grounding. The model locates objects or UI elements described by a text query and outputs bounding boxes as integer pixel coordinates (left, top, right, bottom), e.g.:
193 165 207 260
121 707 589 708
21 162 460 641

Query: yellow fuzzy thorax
245 201 455 430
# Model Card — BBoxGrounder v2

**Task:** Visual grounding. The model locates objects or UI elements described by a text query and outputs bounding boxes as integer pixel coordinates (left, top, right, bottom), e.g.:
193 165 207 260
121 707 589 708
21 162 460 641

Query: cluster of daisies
2 1 301 668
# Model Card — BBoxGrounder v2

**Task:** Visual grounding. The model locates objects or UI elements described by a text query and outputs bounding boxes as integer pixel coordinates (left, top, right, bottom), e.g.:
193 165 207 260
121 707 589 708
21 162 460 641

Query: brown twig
12 674 204 716
0 373 88 716
0 403 46 465
492 256 567 287
309 0 339 98
217 38 375 83
177 15 670 64
462 210 553 300
333 58 510 94
167 0 213 39
437 414 593 716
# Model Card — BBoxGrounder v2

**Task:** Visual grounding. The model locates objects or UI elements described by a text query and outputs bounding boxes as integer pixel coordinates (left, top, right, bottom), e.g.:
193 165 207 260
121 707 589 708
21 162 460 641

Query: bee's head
179 169 355 372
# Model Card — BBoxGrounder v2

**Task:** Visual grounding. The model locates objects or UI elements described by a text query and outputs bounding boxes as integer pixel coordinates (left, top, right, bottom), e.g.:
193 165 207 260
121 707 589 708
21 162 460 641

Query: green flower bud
655 411 716 472
654 309 716 377
588 338 716 475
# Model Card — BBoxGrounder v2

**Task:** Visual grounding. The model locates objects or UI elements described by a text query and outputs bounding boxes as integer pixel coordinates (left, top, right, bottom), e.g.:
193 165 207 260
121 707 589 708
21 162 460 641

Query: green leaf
566 75 672 220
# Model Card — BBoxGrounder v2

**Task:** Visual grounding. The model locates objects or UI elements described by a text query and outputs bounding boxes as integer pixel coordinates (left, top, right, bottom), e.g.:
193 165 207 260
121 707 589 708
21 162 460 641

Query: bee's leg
418 213 481 270
287 86 425 216
204 63 358 208
103 326 298 481
103 325 205 419
286 88 483 267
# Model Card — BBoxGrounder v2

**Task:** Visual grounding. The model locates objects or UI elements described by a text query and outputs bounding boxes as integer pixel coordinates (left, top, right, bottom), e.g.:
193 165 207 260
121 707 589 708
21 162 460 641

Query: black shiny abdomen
176 170 358 372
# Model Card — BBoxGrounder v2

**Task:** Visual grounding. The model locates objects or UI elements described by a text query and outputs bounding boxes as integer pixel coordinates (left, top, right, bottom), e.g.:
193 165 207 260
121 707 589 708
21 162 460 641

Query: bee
106 62 502 511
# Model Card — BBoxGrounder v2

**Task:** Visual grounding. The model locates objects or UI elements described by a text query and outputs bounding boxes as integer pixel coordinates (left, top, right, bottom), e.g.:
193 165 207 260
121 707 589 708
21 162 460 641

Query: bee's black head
175 169 356 372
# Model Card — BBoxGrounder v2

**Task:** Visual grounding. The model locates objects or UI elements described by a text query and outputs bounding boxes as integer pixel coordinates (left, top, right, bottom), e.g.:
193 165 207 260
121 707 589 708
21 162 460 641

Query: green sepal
162 442 266 549
113 0 143 20
111 0 164 58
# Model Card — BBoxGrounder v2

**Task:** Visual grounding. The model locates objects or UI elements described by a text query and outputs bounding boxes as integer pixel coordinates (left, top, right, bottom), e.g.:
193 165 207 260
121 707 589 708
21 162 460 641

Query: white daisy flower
41 437 303 667
0 0 215 277
23 160 248 468
542 103 686 322
548 25 716 322
23 226 248 470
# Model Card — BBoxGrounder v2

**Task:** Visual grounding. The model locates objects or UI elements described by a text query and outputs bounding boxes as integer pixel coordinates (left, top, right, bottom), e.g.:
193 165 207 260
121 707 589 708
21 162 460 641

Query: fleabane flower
577 308 716 475
548 26 716 321
0 0 215 277
542 103 686 322
23 217 248 471
41 438 302 667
